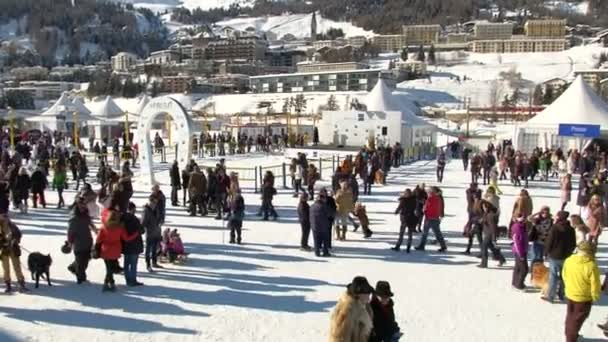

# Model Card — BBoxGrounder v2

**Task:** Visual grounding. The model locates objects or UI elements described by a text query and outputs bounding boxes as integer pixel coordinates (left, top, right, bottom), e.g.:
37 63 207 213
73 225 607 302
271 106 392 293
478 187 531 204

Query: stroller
160 228 188 264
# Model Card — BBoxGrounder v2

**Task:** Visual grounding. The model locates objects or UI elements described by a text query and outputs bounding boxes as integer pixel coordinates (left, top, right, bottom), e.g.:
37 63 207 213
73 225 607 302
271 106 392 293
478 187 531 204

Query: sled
159 253 189 265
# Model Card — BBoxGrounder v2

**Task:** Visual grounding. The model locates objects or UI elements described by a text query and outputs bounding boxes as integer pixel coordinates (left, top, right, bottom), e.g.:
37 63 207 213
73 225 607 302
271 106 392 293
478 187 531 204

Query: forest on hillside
0 0 167 67
172 0 608 34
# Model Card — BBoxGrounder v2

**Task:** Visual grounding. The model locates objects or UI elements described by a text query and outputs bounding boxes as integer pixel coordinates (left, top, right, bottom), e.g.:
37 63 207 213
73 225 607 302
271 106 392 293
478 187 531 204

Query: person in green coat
539 154 549 181
52 162 67 208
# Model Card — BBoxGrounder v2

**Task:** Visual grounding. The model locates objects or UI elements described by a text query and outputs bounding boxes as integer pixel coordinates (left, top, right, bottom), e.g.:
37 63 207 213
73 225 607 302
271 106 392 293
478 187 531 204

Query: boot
4 281 11 293
102 283 112 292
109 281 116 292
18 280 29 292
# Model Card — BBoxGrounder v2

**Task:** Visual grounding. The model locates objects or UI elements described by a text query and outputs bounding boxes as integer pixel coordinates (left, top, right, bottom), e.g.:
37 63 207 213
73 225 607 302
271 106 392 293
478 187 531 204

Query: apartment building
524 19 567 38
371 35 406 52
161 76 193 93
296 62 369 73
111 52 138 72
250 69 384 93
148 50 181 65
470 38 567 53
474 22 513 40
402 25 441 45
347 36 368 48
206 36 268 62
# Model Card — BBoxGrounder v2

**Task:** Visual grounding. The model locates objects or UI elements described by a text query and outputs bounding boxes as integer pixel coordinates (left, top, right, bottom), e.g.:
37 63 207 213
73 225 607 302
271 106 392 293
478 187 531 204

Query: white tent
366 78 400 112
524 76 608 129
89 96 124 120
27 92 97 131
72 96 92 116
517 76 608 152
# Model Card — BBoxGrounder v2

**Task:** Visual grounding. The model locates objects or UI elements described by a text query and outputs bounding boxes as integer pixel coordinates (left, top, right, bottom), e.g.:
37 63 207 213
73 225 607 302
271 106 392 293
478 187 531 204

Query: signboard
558 124 601 138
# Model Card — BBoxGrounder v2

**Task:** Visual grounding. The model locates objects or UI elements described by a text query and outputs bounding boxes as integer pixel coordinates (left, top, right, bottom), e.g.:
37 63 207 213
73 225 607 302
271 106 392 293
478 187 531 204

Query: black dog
27 252 52 288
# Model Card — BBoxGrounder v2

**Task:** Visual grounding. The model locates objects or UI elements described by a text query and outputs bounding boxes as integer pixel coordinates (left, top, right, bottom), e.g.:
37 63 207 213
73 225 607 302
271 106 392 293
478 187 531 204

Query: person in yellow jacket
562 241 601 342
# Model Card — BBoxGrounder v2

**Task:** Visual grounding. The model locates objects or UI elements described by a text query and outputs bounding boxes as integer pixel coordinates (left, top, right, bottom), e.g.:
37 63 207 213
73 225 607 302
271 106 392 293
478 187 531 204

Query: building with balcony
402 25 441 45
474 22 513 40
161 76 193 93
148 50 181 65
111 52 139 72
250 69 385 93
371 35 406 52
206 36 268 62
296 62 369 73
524 19 567 38
347 36 368 48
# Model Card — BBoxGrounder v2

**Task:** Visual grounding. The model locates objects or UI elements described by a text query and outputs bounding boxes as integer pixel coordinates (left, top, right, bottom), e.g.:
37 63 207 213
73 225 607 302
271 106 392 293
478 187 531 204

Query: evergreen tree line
86 73 145 99
0 0 168 68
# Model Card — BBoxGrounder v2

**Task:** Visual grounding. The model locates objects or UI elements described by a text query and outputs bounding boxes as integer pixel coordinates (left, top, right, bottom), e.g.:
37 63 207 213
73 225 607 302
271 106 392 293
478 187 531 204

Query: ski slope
0 153 607 341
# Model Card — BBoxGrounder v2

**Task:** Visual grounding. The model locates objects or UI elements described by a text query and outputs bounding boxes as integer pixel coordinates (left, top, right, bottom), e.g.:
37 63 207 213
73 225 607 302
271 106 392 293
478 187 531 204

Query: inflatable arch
135 96 194 184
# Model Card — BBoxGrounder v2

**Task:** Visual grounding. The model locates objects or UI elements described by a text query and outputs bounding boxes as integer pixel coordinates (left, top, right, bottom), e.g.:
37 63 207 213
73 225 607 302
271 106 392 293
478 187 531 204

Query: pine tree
400 47 408 62
501 94 511 108
510 87 522 106
427 44 436 65
543 85 554 104
416 44 425 62
326 95 338 110
532 84 543 106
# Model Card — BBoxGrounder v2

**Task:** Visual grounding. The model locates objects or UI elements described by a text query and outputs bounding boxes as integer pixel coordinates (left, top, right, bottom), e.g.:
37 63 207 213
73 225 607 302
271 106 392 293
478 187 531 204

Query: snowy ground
1 155 607 341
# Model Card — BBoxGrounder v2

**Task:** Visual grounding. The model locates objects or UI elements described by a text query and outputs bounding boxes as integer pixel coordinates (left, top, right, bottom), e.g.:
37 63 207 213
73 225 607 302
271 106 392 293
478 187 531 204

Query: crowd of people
456 140 607 341
2 127 608 340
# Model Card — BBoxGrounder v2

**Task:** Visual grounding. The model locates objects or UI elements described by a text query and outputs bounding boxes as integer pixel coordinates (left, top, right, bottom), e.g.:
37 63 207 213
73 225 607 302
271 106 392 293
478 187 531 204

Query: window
382 127 388 136
358 113 364 121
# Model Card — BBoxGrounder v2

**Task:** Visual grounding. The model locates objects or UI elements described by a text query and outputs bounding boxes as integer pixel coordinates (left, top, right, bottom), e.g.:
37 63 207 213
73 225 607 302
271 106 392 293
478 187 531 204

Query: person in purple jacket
511 214 529 290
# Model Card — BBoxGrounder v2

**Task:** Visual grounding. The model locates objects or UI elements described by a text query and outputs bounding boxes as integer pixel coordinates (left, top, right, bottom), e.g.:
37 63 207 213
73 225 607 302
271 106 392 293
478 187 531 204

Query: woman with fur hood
329 276 374 342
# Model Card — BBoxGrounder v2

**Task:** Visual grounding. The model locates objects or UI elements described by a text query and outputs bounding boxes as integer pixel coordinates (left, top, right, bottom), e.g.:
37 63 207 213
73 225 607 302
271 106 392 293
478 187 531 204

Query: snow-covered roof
89 96 124 119
525 76 608 129
366 79 400 112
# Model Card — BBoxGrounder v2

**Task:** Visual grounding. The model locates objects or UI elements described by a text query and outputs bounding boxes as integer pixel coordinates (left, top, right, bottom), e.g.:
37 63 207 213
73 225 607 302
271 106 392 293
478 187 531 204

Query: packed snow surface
1 153 607 341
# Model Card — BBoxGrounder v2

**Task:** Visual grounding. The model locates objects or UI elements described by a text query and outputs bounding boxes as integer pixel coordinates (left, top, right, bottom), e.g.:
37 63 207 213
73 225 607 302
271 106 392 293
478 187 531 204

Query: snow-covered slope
216 12 374 39
393 44 608 108
117 0 256 12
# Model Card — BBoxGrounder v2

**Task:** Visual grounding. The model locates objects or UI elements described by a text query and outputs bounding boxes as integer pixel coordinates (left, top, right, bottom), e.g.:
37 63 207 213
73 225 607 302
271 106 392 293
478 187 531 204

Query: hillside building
524 19 567 38
296 62 369 73
111 52 138 72
402 25 441 45
371 35 406 53
573 69 608 92
474 22 513 40
250 69 386 93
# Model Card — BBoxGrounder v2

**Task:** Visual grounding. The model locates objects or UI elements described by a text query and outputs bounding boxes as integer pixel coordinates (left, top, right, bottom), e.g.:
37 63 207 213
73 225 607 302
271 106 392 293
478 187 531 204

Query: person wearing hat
67 196 96 284
562 241 601 342
370 281 401 342
329 276 374 342
542 210 577 303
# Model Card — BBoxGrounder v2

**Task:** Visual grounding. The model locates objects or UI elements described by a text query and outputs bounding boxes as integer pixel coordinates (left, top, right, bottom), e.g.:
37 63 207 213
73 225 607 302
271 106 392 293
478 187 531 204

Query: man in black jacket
169 161 181 206
297 193 311 251
543 211 577 302
310 193 330 257
122 202 144 286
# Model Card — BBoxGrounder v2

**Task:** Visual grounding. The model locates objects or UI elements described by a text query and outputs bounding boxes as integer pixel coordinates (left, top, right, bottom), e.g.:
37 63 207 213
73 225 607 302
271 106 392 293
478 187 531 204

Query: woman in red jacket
96 196 138 292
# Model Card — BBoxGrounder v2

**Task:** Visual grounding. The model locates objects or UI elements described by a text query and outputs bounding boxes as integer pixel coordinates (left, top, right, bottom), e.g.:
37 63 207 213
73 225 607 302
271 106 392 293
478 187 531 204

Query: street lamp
8 106 15 150
73 111 79 150
124 111 130 146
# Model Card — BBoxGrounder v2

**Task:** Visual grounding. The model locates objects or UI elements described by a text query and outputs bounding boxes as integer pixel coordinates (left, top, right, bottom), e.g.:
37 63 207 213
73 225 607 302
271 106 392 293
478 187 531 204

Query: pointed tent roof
72 96 91 116
41 92 72 116
30 92 97 123
90 96 124 119
365 78 400 112
526 76 608 129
